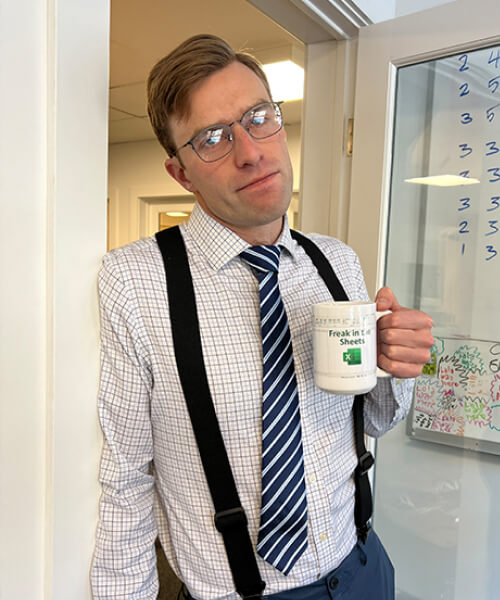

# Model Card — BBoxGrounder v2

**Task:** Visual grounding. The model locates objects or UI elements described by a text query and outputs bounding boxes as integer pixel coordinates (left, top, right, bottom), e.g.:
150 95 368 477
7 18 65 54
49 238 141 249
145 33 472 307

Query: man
91 34 433 600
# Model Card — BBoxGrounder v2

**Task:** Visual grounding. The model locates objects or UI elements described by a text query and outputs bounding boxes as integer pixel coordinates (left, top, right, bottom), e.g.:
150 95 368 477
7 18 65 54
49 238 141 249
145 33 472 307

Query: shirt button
329 576 339 590
319 532 328 542
308 473 317 484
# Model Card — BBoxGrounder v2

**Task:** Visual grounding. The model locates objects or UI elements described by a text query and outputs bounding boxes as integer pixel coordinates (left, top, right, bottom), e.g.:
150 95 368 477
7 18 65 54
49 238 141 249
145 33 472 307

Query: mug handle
376 310 392 378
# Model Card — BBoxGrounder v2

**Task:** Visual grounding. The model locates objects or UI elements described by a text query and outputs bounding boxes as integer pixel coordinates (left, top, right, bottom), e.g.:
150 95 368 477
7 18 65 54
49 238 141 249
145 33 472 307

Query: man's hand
375 287 434 379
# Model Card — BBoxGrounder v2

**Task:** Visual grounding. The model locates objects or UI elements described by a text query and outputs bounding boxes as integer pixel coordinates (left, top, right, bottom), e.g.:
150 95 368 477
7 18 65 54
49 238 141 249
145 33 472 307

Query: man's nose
230 123 263 167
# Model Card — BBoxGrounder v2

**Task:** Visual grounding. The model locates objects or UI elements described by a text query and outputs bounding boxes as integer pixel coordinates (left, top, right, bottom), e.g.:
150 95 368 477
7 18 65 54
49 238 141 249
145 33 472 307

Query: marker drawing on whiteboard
413 340 500 442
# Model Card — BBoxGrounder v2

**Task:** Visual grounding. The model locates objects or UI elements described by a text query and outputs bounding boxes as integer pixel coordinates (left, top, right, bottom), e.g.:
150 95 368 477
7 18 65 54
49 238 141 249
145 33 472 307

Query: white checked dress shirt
91 203 414 600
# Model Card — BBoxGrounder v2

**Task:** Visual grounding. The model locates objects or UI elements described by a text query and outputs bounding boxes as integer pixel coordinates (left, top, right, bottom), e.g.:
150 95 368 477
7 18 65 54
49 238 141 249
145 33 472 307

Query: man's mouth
236 171 278 192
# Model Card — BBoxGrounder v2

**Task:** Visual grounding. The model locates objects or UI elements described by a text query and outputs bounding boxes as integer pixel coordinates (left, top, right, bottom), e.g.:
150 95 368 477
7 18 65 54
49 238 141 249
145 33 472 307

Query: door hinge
346 118 354 157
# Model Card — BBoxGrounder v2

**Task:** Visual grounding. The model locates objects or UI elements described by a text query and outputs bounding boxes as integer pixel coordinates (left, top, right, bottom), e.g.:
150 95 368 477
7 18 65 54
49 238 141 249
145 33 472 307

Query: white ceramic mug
313 301 391 395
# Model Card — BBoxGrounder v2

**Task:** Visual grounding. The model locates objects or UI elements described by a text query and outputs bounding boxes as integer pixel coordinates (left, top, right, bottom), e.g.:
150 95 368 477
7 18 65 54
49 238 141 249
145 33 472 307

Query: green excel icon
343 348 362 366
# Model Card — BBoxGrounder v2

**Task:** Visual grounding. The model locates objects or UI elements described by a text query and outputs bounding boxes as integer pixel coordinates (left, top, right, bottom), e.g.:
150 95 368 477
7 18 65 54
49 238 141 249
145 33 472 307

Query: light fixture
262 60 304 102
166 211 189 217
404 174 480 187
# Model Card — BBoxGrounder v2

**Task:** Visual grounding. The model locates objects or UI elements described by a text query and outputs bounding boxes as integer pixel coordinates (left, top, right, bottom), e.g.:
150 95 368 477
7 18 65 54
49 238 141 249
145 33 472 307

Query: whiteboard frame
407 415 500 456
406 400 500 457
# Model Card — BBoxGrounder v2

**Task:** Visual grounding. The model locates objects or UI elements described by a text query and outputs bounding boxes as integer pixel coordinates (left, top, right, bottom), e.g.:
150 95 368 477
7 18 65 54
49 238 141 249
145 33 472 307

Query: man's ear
164 157 197 193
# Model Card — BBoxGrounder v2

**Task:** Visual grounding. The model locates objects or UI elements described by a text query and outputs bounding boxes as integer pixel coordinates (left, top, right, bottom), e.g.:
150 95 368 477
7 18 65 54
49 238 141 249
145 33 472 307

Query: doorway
108 2 305 596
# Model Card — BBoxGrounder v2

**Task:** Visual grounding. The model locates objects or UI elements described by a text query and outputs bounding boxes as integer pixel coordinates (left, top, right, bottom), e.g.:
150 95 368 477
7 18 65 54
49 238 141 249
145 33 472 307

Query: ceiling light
404 174 480 187
262 60 304 102
166 211 189 217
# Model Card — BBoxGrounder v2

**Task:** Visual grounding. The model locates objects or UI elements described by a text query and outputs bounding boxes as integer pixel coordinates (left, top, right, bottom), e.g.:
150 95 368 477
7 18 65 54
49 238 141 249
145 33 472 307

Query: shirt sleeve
91 258 159 600
349 250 415 437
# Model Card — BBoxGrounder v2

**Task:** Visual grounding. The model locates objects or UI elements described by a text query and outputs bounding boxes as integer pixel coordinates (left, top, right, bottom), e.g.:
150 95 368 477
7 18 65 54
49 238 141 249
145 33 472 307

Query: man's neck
232 218 284 246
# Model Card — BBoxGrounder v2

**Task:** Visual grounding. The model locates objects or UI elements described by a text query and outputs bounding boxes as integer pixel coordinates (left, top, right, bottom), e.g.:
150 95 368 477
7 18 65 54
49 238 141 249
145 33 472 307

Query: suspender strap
289 230 349 301
290 230 373 543
155 226 265 600
352 395 374 542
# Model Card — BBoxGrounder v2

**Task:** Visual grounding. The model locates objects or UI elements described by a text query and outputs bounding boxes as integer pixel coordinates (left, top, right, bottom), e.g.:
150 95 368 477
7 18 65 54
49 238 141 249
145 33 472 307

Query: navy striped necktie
240 245 308 575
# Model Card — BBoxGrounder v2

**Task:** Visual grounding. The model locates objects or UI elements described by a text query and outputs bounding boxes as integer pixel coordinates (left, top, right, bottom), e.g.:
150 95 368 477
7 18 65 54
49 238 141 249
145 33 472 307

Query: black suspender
289 230 374 543
289 230 349 302
154 226 374 599
155 225 265 599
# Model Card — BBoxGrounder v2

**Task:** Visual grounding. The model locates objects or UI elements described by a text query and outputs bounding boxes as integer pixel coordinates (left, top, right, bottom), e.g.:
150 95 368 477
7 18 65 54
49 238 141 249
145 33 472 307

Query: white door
350 1 500 599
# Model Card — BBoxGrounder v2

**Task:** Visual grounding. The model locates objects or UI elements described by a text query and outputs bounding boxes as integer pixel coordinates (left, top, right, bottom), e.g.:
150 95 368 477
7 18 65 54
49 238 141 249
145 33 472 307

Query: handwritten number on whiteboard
459 170 470 178
459 221 469 234
486 103 500 122
459 82 470 96
461 112 473 124
486 245 498 260
488 48 500 68
459 54 469 71
486 140 500 155
486 220 499 236
488 197 500 211
459 143 473 158
458 197 470 211
489 76 500 93
488 167 500 182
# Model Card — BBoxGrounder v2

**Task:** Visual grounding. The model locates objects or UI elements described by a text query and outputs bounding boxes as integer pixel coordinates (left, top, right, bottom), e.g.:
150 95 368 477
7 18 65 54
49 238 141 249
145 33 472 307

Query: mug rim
314 300 374 307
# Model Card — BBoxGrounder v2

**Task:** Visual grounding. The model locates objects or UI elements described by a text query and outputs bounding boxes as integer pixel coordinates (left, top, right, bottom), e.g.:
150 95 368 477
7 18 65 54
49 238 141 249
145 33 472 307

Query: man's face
165 62 293 242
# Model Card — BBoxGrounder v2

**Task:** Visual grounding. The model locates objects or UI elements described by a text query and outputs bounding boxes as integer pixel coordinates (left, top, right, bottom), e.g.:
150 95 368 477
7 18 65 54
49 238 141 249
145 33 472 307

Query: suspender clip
356 451 374 476
214 507 247 533
356 522 372 544
237 579 266 599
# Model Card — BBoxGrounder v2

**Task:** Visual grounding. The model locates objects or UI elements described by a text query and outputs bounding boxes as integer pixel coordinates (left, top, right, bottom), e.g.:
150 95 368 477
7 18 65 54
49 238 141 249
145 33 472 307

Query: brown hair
147 34 272 157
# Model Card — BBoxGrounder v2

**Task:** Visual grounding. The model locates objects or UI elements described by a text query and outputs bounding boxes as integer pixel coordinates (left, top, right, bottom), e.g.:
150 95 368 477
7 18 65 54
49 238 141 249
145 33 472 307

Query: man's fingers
378 342 432 365
378 327 435 349
374 293 434 378
377 354 428 379
375 286 401 312
377 308 434 332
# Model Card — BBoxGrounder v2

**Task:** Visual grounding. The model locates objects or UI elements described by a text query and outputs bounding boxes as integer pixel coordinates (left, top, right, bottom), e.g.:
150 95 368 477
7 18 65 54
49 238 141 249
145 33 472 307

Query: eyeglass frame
170 101 284 163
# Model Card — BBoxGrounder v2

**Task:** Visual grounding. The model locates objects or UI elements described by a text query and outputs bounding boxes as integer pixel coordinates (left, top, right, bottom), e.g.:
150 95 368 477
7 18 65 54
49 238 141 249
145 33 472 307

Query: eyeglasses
172 101 283 163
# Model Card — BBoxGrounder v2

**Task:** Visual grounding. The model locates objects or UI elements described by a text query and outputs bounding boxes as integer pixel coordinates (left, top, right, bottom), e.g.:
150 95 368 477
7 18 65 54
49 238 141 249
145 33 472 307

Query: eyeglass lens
192 102 282 162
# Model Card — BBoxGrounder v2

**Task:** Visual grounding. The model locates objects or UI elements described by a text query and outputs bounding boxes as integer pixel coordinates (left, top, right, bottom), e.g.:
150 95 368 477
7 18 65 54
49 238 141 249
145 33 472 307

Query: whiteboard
419 46 500 340
386 46 500 337
408 336 500 455
385 44 500 455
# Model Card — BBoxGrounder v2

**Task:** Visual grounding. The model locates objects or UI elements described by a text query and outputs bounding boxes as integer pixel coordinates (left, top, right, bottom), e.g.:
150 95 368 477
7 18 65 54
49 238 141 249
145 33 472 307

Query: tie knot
240 245 281 274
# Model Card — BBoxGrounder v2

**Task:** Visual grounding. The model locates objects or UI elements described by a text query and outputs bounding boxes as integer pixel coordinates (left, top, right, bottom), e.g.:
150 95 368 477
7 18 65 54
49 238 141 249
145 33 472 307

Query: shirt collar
183 203 298 271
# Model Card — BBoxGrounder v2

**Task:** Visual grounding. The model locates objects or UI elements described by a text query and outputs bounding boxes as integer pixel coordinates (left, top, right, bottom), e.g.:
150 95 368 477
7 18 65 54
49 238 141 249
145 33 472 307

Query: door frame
349 0 500 296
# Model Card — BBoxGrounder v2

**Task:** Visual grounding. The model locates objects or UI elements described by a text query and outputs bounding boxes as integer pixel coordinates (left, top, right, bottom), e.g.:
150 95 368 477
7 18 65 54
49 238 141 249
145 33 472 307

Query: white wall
395 0 455 17
354 0 455 21
355 0 396 22
0 2 46 597
108 123 302 249
0 1 109 599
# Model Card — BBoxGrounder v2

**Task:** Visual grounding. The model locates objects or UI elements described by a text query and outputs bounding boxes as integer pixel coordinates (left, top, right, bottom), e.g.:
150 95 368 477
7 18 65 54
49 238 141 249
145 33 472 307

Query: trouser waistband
184 529 393 600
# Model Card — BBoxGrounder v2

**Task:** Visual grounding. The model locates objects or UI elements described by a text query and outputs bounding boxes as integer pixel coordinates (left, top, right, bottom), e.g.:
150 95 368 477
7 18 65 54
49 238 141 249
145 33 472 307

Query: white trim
291 0 370 38
299 38 357 240
248 0 376 40
44 1 56 596
375 61 398 292
128 185 193 242
48 0 110 596
247 0 336 43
